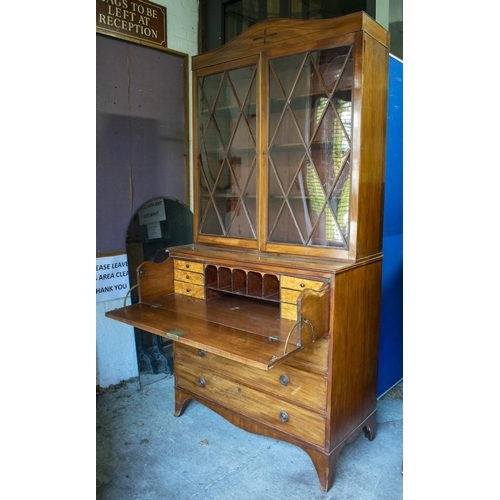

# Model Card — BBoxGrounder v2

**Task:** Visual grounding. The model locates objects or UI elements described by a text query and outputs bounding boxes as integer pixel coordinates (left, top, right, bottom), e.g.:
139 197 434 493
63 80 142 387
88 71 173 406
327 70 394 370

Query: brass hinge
166 328 186 339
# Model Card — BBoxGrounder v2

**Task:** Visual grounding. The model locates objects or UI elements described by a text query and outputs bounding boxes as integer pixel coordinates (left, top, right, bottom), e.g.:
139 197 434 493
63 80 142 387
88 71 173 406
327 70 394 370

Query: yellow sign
96 0 166 47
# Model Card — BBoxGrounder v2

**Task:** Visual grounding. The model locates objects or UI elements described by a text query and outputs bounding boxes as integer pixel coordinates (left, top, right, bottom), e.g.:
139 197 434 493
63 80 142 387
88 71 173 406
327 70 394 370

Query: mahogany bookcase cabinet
106 12 390 493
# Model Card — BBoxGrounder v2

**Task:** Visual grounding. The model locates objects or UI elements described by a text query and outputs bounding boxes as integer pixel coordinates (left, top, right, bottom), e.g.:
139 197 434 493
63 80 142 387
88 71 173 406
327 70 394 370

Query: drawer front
175 359 326 447
174 281 205 299
281 275 326 291
281 288 301 304
174 259 204 274
174 268 204 286
175 343 327 411
283 337 329 374
281 303 297 321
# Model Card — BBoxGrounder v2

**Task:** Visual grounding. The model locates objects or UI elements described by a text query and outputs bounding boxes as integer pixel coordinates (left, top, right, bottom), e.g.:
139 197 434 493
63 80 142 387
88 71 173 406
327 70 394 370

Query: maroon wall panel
96 34 188 254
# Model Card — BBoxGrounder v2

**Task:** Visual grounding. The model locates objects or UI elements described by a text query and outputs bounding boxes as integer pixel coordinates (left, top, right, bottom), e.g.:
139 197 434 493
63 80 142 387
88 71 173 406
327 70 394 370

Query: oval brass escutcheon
198 349 205 357
280 375 290 386
279 411 289 422
198 378 206 387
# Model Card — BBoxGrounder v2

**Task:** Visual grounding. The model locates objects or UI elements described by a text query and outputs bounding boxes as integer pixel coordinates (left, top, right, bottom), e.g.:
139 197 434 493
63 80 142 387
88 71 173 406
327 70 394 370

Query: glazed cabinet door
195 57 260 248
193 24 387 261
263 35 358 258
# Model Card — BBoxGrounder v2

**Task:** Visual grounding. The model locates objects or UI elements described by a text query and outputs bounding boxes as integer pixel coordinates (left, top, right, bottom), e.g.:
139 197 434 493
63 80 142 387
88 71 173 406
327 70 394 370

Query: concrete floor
96 376 402 500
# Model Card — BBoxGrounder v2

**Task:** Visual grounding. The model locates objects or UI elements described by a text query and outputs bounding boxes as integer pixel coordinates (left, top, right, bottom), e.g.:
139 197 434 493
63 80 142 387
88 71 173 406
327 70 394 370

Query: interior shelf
205 265 281 302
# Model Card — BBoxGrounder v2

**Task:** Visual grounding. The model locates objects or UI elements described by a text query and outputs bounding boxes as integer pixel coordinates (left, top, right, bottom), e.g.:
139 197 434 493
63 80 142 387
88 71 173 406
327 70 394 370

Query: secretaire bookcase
106 12 390 492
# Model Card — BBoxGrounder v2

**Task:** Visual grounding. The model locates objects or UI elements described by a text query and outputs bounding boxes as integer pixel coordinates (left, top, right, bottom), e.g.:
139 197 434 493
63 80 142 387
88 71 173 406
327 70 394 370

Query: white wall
96 297 138 388
96 0 199 388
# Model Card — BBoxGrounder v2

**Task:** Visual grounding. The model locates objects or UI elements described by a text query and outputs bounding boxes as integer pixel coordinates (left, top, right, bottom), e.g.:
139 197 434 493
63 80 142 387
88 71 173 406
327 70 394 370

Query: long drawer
282 337 329 374
175 358 326 447
175 343 327 411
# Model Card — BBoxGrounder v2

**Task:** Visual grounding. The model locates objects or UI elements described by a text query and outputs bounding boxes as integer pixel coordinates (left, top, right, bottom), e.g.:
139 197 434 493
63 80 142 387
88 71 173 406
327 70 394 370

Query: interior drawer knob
279 411 289 423
198 378 206 388
280 375 290 386
198 349 205 357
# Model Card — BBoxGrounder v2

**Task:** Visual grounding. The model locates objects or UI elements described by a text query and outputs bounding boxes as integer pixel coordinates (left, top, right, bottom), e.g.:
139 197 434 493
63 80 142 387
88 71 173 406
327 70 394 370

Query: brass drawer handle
198 378 206 388
186 275 190 279
280 375 290 386
300 283 305 287
185 264 190 269
280 411 289 423
186 288 191 293
198 349 205 357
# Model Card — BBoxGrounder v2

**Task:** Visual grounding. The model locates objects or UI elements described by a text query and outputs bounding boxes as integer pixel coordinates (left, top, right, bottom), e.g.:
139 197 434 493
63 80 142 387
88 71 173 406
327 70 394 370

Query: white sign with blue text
96 254 130 303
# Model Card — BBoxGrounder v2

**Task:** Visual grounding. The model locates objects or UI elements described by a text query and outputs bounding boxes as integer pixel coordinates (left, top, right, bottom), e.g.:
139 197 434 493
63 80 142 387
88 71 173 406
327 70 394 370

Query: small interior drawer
174 268 204 285
174 259 204 274
281 275 326 291
281 288 301 304
281 303 297 321
174 281 204 299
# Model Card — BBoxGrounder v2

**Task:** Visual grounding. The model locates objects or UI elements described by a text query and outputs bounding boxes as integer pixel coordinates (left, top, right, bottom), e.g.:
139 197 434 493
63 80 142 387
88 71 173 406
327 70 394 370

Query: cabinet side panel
137 258 174 301
356 36 389 259
328 260 382 446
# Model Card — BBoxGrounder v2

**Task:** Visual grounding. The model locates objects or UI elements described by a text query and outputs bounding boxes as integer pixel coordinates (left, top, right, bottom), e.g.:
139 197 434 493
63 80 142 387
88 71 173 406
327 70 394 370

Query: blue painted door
378 56 403 396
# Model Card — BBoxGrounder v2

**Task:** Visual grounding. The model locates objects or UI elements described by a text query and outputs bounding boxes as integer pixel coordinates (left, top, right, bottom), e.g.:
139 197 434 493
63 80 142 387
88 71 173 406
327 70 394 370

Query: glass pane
197 64 258 240
267 46 353 248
